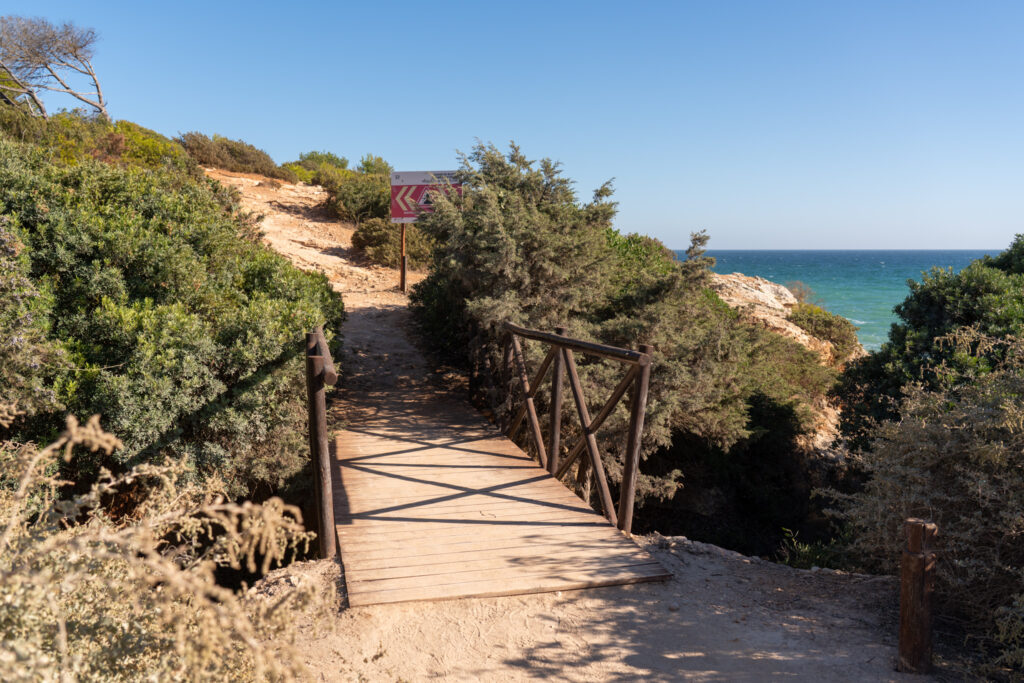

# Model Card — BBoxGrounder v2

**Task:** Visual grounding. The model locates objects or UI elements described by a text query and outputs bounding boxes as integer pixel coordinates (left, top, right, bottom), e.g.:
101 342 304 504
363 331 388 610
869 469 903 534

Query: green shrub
0 218 64 417
0 109 196 175
836 236 1024 443
298 150 349 170
176 132 297 182
282 150 350 185
410 142 837 551
840 330 1024 669
351 217 434 269
789 303 860 365
282 162 314 184
318 166 390 224
356 154 392 175
0 137 344 496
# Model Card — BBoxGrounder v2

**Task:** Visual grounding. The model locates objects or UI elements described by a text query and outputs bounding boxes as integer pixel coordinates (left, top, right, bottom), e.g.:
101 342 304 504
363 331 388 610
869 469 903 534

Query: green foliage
789 303 860 365
0 137 344 496
317 160 390 224
300 150 349 170
839 330 1024 669
0 109 196 174
351 217 434 269
0 218 63 417
776 526 852 570
410 142 837 550
836 237 1024 442
282 149 350 185
176 131 297 182
356 153 392 176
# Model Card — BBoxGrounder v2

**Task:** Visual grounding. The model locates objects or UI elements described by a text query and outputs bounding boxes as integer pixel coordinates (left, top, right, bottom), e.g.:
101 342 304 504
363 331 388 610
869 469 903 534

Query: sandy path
209 169 923 681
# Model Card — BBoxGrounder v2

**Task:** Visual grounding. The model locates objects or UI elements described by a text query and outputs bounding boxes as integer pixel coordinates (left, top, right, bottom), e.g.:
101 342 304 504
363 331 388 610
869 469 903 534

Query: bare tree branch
0 16 108 120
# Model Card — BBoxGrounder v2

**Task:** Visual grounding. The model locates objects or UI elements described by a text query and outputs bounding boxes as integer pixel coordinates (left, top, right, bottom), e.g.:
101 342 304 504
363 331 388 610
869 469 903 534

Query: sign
390 171 461 223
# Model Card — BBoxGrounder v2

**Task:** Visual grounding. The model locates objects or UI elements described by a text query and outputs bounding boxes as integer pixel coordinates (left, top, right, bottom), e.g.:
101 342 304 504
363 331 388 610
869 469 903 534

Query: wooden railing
502 322 653 534
305 326 337 559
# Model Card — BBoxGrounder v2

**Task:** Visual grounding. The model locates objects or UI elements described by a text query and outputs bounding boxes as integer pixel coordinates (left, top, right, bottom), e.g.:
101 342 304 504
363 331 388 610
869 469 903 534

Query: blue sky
12 1 1023 249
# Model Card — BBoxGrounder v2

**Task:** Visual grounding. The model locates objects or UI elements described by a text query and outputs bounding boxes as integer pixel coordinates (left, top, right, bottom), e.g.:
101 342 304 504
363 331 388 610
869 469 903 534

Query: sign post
390 171 461 293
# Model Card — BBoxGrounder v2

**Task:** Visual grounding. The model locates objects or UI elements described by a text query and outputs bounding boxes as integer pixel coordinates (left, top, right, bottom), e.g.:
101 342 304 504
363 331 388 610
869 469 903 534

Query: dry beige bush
837 330 1024 670
0 406 331 681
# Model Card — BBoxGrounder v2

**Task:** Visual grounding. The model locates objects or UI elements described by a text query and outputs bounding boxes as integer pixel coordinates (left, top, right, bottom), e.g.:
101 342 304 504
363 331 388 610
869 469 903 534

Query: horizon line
679 247 1000 252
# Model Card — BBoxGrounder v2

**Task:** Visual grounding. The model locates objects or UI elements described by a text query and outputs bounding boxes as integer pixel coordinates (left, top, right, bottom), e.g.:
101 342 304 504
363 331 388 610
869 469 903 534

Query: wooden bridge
304 324 670 606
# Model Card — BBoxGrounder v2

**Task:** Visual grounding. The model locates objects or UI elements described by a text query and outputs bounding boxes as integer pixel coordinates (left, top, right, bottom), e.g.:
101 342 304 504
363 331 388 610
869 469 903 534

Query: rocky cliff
710 272 864 367
709 272 866 450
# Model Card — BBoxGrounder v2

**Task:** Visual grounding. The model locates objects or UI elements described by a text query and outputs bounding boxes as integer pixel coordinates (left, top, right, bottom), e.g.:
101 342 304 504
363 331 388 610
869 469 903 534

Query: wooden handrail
312 329 338 385
503 322 651 366
305 326 337 560
503 323 653 534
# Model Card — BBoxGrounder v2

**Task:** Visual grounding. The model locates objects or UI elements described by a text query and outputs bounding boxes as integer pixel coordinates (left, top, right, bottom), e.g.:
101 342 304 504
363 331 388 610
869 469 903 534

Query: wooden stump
898 518 937 674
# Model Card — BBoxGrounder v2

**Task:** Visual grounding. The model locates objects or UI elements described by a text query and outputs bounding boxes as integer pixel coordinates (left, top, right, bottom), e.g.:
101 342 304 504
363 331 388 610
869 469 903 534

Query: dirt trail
210 169 924 681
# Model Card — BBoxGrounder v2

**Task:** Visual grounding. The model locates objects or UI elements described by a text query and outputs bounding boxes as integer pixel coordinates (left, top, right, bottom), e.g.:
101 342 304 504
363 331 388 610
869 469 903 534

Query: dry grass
836 330 1024 671
0 405 332 681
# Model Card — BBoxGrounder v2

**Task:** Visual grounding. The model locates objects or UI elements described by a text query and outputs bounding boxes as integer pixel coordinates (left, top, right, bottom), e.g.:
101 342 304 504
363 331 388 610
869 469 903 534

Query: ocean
675 250 996 350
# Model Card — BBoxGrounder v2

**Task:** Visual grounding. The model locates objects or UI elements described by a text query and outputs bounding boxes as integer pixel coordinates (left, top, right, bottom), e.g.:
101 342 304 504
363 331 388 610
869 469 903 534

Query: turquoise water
677 250 996 350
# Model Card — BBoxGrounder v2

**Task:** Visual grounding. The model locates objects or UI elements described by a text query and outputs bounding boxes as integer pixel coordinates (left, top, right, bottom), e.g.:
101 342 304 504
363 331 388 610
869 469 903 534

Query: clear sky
10 1 1023 249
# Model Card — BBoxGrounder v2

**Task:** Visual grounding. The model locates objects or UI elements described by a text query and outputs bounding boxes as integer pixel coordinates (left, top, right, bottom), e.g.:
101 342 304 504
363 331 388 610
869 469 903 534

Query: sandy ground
209 169 926 681
269 538 910 682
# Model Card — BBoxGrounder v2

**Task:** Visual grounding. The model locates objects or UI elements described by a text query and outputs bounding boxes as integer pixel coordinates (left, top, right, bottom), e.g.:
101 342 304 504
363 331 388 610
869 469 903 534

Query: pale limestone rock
709 272 868 450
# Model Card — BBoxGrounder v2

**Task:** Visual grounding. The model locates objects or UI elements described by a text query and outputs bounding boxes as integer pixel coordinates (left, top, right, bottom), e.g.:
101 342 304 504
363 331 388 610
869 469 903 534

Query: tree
835 234 1024 445
0 16 108 120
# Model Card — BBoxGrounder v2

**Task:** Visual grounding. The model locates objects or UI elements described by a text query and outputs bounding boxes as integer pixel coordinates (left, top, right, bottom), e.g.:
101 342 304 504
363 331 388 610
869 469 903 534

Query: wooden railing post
617 344 653 533
305 329 337 560
548 326 566 475
510 336 549 469
899 518 937 674
500 322 654 533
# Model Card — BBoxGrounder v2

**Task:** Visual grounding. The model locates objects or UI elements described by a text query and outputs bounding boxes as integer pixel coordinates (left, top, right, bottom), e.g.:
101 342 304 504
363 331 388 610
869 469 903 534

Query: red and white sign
390 171 462 223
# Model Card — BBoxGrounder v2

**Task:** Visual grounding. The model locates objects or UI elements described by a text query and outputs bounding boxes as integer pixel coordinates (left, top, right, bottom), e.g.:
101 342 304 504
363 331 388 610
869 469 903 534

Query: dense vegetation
0 410 326 680
351 218 433 269
833 238 1024 670
839 332 1024 670
789 302 861 366
177 131 298 182
836 235 1024 442
411 143 839 553
0 108 345 678
0 113 344 499
316 153 392 225
282 149 349 183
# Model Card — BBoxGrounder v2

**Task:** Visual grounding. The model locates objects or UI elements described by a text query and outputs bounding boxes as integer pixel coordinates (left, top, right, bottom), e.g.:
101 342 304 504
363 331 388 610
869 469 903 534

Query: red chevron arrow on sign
390 171 462 223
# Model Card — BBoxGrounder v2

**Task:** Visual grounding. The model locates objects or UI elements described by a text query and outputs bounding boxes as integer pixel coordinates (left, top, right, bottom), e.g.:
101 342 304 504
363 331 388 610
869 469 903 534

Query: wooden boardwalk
332 396 669 606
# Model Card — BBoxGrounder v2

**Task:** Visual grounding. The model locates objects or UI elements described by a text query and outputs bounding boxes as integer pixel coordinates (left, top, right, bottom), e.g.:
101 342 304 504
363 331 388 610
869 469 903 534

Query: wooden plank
336 526 638 561
347 558 665 592
332 388 668 606
334 489 586 514
345 536 646 570
336 523 633 556
336 500 597 524
335 515 611 543
346 547 657 583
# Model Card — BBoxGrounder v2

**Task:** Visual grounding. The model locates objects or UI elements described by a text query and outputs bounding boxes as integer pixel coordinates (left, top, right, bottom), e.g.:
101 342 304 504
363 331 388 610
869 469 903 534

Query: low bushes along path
210 168 923 681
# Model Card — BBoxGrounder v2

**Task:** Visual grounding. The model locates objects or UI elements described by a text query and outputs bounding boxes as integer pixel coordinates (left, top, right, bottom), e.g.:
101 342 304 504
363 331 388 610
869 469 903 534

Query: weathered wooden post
898 518 937 673
617 344 653 533
548 326 566 475
399 223 408 293
510 335 549 469
305 328 338 560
